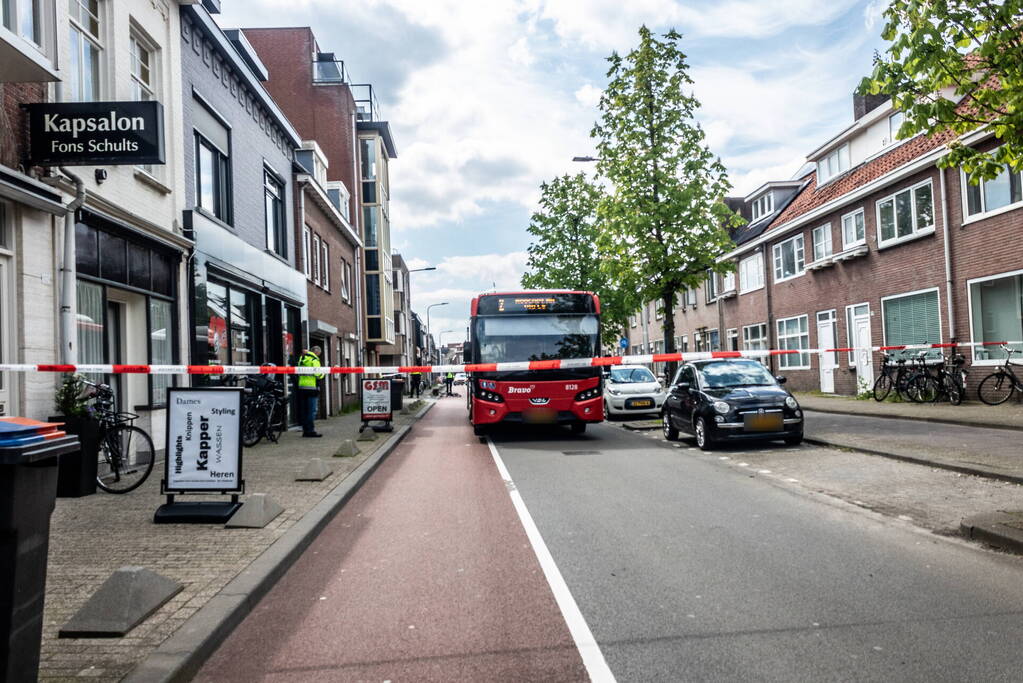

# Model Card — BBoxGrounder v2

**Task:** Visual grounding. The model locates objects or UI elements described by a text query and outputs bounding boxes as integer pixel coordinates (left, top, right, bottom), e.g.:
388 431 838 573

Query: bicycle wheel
96 424 155 494
872 374 893 401
912 375 939 403
266 401 286 443
242 409 263 448
943 373 963 406
978 371 1015 406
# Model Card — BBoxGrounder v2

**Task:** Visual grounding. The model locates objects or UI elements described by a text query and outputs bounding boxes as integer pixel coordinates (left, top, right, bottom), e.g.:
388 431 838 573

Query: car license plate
628 398 653 408
743 413 783 432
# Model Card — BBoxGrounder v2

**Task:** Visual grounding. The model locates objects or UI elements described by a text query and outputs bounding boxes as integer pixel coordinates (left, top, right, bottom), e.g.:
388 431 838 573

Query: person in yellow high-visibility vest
297 345 325 437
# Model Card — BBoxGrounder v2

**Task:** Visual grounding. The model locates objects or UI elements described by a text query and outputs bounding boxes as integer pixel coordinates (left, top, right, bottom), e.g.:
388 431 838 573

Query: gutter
939 167 956 341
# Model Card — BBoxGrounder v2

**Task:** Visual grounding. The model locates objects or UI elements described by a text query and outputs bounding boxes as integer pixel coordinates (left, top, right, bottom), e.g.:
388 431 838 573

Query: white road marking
486 438 616 683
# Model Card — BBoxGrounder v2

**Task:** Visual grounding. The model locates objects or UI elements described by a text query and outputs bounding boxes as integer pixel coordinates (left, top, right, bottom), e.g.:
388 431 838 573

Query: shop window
206 281 229 365
151 252 172 297
881 289 941 360
76 280 104 373
75 222 99 276
149 298 173 406
128 243 150 290
229 288 253 366
98 231 126 283
968 271 1023 363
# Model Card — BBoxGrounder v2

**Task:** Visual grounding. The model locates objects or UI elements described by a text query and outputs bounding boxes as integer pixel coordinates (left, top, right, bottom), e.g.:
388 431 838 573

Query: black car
661 359 803 450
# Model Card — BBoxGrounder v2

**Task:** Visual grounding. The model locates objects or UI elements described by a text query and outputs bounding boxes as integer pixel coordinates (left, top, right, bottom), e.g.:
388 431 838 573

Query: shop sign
164 388 242 492
361 379 392 422
24 101 166 166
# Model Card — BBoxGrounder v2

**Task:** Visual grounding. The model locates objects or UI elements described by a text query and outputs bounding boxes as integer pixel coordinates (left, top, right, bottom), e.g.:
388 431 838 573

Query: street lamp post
426 302 449 365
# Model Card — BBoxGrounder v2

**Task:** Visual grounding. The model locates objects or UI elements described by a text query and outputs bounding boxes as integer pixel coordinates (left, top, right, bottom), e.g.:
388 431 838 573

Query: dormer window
817 143 850 184
751 193 774 221
888 111 904 143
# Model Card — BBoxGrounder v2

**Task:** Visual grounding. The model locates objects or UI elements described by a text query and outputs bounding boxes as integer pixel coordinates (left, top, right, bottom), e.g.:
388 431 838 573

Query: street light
425 302 449 364
438 330 454 348
572 156 600 162
409 266 437 273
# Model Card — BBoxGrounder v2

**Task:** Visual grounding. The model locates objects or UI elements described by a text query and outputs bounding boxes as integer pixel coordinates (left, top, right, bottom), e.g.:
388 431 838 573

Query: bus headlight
575 387 601 401
476 389 504 403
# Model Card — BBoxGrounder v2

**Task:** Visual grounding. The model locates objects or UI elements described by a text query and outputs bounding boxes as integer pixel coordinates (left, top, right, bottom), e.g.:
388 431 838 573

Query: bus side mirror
463 348 471 363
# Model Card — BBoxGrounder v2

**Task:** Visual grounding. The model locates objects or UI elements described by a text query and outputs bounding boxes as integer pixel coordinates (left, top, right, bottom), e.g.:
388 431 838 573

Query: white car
453 372 467 385
603 365 666 418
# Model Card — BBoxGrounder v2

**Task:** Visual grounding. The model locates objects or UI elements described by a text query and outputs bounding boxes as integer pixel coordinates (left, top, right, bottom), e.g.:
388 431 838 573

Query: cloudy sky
217 0 889 345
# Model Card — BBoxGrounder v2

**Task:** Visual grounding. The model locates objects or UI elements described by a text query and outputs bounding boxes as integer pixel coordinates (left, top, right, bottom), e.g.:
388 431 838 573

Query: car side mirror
674 381 691 391
775 375 787 385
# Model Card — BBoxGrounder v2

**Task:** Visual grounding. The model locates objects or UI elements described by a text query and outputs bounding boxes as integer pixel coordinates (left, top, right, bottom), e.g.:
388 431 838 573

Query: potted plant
49 374 100 497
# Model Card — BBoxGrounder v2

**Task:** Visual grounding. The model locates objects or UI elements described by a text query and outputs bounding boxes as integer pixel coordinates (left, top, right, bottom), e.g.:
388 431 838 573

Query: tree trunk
661 290 677 383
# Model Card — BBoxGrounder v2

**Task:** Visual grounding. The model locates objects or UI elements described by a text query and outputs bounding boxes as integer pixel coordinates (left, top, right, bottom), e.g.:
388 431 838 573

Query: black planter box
49 415 100 498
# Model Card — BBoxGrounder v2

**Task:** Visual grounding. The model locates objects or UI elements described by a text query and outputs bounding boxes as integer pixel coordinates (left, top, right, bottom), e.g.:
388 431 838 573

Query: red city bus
466 291 602 436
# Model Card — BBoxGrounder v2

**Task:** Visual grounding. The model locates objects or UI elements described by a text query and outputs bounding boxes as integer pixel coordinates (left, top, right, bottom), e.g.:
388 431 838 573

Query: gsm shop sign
362 380 392 422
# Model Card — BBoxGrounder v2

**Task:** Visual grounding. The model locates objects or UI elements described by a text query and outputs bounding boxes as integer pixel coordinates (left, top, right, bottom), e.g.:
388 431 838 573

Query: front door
850 305 873 391
106 301 124 407
816 310 837 393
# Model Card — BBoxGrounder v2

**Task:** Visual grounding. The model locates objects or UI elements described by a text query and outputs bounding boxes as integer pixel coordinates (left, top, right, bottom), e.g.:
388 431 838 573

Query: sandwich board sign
361 379 392 423
155 387 244 524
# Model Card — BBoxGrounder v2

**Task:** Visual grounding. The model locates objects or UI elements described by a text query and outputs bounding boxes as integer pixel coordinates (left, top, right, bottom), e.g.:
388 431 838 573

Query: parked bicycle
83 379 156 494
872 351 932 402
240 374 286 447
977 345 1023 406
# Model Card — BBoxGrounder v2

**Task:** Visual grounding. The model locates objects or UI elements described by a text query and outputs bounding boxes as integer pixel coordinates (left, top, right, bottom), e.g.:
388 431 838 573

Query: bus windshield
476 314 599 363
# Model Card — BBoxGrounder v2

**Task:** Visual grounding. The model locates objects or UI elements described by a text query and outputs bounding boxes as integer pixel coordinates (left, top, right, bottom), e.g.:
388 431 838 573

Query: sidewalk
793 391 1022 430
39 399 432 682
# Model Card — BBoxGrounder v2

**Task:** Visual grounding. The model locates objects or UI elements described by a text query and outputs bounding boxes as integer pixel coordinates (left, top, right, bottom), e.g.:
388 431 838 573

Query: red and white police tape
0 341 1018 376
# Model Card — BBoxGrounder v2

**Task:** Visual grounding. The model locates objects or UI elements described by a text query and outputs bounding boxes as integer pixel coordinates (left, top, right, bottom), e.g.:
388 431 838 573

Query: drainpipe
939 166 956 342
58 167 86 365
350 110 364 365
762 246 775 374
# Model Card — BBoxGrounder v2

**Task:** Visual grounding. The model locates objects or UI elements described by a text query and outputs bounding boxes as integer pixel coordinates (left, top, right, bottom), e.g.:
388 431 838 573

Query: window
195 133 230 223
360 138 377 204
69 0 101 101
320 241 329 291
776 315 810 369
680 335 688 353
742 323 768 360
686 288 697 307
739 253 764 293
751 193 774 221
129 36 154 101
811 224 833 261
302 227 312 279
630 315 636 328
772 234 805 282
876 180 934 246
727 328 738 351
817 143 850 184
655 305 663 320
845 303 869 364
841 209 865 248
882 289 941 360
705 272 718 303
2 0 42 44
888 111 904 142
968 271 1023 363
311 234 321 285
340 258 352 302
722 271 736 292
264 170 285 257
964 164 1023 218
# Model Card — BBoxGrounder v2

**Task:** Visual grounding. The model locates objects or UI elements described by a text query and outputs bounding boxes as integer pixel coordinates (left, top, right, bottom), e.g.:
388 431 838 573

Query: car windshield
609 367 656 383
697 360 776 389
475 314 599 363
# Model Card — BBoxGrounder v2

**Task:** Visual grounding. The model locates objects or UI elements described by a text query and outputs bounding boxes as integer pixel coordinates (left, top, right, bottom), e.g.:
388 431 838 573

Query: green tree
860 0 1023 181
592 26 740 381
521 173 630 346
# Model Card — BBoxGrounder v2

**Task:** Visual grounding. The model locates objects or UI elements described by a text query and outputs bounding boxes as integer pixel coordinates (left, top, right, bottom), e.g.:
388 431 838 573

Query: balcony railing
351 83 380 122
313 53 347 84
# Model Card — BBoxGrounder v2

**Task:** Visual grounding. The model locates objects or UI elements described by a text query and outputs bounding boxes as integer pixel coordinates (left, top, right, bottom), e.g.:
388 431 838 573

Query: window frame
841 208 866 249
845 302 870 365
68 0 103 102
263 168 285 258
751 193 774 221
722 270 736 293
129 32 155 102
705 272 719 303
302 226 312 279
960 165 1023 223
816 143 850 184
880 287 943 361
742 322 768 355
339 257 351 302
776 314 811 370
320 240 329 291
772 233 805 283
311 233 321 286
875 179 935 249
194 131 231 224
738 252 764 294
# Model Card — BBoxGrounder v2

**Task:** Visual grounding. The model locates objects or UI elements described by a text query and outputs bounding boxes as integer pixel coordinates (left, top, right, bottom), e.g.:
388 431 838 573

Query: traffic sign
619 338 629 349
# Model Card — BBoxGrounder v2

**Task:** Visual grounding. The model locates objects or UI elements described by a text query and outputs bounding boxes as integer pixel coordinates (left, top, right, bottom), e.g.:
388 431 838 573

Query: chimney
853 92 888 120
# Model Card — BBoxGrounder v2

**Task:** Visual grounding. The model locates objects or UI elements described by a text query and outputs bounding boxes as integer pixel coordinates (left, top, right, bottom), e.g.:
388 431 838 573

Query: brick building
628 90 1023 397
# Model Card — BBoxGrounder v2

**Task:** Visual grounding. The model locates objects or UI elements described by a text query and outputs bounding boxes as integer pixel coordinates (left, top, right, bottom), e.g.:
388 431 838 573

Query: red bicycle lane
195 398 588 682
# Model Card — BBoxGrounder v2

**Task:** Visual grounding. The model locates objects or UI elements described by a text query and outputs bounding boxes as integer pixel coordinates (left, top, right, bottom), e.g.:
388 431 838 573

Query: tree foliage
520 173 631 346
861 0 1023 181
592 26 740 378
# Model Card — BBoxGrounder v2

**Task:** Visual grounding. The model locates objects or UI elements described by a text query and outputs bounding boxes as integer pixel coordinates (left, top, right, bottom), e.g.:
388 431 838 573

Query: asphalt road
197 401 1023 682
492 420 1023 682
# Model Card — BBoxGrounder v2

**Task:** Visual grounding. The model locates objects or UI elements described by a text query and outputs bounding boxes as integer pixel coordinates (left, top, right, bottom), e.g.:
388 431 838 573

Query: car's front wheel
662 410 679 441
694 416 715 451
784 432 803 446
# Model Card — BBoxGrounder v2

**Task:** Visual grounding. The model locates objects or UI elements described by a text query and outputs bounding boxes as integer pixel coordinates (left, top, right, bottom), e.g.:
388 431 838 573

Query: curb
123 401 434 683
803 435 1023 486
801 404 1021 433
960 512 1023 555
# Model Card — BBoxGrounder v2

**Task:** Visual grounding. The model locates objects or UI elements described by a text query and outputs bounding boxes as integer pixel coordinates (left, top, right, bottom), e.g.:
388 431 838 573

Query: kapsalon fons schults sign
24 101 165 166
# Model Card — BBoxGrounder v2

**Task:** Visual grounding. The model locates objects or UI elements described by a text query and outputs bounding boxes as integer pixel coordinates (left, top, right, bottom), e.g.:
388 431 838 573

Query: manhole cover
562 450 600 456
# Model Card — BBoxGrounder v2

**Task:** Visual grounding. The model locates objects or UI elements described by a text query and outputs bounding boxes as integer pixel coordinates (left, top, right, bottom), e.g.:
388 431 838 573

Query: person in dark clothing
410 371 422 398
445 371 454 396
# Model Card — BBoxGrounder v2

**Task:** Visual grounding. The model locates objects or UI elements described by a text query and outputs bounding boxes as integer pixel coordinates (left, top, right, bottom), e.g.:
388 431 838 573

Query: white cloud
574 83 602 108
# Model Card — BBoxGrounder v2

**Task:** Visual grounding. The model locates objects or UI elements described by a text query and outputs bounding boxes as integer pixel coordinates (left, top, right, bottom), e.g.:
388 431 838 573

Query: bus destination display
478 293 595 315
